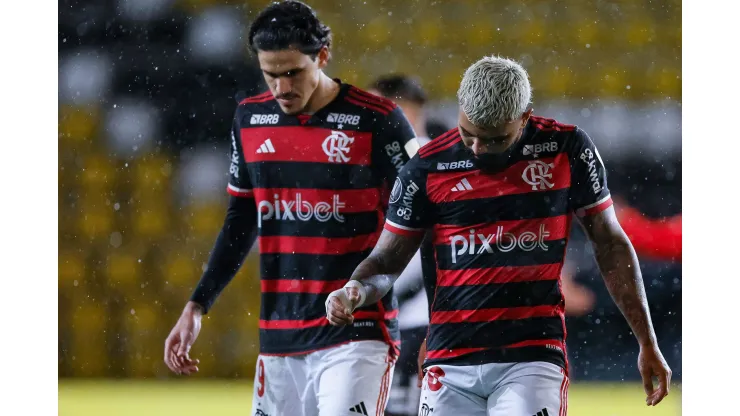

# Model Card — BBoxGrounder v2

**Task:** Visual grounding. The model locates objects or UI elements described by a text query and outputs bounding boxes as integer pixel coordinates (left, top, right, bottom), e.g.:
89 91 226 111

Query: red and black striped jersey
384 116 613 371
228 82 416 356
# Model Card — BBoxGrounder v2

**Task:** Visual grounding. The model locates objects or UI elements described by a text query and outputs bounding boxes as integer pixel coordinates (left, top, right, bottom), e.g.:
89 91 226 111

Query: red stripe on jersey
345 96 392 115
240 91 274 104
578 195 613 217
384 221 425 237
430 305 559 325
226 184 254 198
432 215 570 246
530 116 575 132
417 130 457 157
348 87 396 112
419 128 456 149
261 279 346 294
418 129 460 158
426 153 571 203
259 234 379 255
252 188 382 214
242 127 373 166
258 309 398 330
426 347 487 360
436 263 563 287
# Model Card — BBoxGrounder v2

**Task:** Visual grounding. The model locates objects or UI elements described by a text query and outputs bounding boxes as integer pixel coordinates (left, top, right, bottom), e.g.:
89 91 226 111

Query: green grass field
59 380 681 416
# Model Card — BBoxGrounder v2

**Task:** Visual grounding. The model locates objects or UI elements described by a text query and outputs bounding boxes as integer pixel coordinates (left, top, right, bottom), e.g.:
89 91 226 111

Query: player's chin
277 100 303 115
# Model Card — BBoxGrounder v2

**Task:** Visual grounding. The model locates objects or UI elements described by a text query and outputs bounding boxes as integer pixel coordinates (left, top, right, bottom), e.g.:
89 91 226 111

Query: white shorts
251 340 395 416
419 361 569 416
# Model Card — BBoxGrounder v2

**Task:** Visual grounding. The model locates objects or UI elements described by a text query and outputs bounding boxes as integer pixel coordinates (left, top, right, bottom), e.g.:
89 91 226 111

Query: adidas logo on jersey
256 139 275 154
437 160 474 170
451 178 473 192
532 408 550 416
349 402 368 415
250 114 279 125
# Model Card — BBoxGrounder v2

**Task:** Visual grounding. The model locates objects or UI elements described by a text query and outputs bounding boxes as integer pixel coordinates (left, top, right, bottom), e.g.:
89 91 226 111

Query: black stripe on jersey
426 317 564 351
260 293 383 320
424 346 566 370
258 212 380 238
432 280 562 311
260 251 372 280
259 324 395 355
248 161 381 189
435 189 571 226
434 239 568 270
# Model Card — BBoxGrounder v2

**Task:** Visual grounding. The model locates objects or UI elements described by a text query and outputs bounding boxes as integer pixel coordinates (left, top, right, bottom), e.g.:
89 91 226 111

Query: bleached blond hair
457 55 532 128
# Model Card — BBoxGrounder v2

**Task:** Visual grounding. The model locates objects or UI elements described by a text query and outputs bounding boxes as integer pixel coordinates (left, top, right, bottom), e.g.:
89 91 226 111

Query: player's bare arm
579 206 672 406
325 229 424 326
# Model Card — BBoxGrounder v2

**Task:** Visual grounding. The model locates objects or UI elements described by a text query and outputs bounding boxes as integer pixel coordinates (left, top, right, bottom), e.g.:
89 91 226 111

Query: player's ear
521 108 533 128
317 46 330 69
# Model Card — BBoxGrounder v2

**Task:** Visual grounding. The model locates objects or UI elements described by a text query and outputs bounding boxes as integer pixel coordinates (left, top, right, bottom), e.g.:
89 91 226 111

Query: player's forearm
349 257 399 306
349 230 423 307
189 196 257 313
595 236 658 347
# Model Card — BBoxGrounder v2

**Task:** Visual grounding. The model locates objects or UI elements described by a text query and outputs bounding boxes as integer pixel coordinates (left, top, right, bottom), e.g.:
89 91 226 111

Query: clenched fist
325 280 366 326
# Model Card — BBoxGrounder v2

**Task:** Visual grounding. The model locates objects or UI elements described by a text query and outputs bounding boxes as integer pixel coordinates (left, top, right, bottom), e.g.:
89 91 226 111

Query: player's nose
471 139 487 155
275 78 293 96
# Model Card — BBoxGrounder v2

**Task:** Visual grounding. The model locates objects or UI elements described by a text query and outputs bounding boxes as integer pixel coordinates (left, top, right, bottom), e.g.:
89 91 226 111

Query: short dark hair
248 1 332 58
369 74 428 105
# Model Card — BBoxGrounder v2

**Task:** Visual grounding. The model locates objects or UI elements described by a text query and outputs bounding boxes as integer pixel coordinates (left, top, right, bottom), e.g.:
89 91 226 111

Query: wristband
344 279 368 309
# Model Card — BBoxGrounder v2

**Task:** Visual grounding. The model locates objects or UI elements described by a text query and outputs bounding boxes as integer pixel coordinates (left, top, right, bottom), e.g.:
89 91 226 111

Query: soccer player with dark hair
327 56 672 414
163 2 417 415
367 74 440 416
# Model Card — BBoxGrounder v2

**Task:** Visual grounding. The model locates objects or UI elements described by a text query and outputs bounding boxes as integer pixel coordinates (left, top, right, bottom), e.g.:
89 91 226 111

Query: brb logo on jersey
523 141 558 157
322 131 354 163
250 114 279 125
327 113 360 126
257 194 345 227
449 226 550 264
522 161 555 191
437 160 474 170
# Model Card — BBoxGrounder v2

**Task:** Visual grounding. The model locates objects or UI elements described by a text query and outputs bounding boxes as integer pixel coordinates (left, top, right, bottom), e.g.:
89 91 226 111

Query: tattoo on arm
580 206 658 347
350 229 424 306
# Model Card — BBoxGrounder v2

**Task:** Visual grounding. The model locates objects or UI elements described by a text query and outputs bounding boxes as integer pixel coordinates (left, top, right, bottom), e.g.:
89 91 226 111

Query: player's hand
164 301 203 376
638 343 672 406
325 286 362 326
417 337 427 388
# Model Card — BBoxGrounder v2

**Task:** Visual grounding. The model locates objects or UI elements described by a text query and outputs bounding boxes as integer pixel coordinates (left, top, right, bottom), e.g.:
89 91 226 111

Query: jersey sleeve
568 128 612 216
226 117 253 198
384 156 434 237
374 106 417 186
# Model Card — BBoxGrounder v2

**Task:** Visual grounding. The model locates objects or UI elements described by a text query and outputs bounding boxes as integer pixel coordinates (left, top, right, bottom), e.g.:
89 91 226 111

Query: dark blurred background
58 0 680 402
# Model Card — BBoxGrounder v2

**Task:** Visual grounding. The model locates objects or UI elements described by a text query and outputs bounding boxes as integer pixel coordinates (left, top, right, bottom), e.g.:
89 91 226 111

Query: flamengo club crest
522 160 555 191
322 130 354 163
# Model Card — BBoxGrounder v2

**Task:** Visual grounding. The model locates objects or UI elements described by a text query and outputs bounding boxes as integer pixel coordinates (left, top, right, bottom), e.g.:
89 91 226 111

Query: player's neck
303 73 340 114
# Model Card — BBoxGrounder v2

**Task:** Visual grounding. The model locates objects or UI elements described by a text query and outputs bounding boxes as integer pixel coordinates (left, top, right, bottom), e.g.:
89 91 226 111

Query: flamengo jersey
384 117 613 371
228 82 415 356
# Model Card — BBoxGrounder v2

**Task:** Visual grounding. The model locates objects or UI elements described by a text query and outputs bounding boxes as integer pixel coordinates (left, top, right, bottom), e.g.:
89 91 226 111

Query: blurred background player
326 56 672 415
561 197 682 316
367 74 448 416
163 2 417 415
